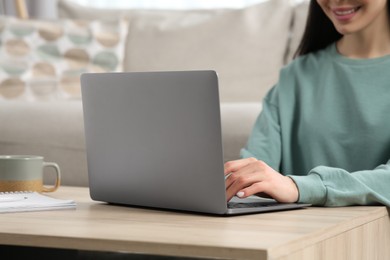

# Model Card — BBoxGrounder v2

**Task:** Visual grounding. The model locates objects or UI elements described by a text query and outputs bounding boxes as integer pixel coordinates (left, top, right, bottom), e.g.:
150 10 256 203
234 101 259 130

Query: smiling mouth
333 6 361 21
334 7 361 16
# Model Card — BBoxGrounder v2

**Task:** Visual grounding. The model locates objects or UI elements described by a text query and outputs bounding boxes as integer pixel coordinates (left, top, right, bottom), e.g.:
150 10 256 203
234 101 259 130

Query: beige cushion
0 100 261 187
0 100 88 186
220 102 262 161
58 0 293 102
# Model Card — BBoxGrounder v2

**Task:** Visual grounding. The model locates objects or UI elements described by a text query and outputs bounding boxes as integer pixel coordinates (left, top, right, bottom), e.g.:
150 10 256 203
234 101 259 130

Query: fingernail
236 191 245 198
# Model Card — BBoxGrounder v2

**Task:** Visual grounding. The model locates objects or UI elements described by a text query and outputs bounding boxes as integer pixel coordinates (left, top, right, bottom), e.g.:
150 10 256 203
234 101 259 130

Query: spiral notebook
0 191 76 213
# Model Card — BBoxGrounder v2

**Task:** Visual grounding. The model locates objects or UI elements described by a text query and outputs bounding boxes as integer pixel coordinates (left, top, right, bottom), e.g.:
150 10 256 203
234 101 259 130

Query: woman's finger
225 169 264 201
224 157 257 175
236 182 269 199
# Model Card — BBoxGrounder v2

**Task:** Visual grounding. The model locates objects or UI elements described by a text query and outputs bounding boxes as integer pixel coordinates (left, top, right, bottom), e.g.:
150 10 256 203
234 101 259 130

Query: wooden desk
0 186 389 260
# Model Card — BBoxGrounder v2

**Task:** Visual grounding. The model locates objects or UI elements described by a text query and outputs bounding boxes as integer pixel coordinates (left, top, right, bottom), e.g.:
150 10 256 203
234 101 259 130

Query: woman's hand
224 157 299 203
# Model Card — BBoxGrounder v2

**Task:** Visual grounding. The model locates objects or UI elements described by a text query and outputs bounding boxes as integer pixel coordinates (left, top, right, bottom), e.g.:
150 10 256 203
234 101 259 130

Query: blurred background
0 0 305 18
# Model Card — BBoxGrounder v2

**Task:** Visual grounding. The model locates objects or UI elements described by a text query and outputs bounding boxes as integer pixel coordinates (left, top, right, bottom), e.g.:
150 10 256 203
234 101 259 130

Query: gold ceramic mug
0 155 61 192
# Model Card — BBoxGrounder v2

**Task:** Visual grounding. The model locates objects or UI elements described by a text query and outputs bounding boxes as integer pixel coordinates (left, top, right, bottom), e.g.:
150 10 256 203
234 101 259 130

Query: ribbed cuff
288 173 327 206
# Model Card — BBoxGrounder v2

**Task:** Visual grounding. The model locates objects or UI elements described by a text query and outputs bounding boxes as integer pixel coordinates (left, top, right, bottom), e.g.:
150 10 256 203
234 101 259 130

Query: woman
224 0 390 206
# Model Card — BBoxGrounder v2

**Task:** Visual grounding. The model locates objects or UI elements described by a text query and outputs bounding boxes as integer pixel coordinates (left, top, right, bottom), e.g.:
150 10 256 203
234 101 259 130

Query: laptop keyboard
227 201 279 209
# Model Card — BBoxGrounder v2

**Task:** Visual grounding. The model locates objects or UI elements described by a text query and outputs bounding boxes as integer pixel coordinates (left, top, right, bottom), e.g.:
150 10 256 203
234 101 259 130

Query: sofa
0 0 309 187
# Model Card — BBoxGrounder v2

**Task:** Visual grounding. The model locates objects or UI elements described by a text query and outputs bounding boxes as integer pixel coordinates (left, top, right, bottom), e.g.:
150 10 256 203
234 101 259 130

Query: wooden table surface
0 186 389 260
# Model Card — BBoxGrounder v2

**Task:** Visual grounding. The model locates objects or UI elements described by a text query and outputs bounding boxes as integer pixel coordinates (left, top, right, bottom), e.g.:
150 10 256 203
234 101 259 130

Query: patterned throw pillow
0 16 128 101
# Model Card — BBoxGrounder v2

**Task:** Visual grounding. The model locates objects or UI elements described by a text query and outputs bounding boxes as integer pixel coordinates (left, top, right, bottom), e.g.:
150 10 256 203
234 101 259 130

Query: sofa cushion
58 0 293 103
0 100 261 187
0 100 88 186
220 102 262 161
0 16 128 101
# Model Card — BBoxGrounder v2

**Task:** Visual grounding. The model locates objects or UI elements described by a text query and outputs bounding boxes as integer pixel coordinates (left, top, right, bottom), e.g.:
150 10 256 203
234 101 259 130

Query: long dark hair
294 1 342 58
294 0 390 58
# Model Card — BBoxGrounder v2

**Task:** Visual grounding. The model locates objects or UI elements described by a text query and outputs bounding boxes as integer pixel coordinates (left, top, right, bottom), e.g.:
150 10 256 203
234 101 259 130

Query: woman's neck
337 12 390 59
337 36 390 59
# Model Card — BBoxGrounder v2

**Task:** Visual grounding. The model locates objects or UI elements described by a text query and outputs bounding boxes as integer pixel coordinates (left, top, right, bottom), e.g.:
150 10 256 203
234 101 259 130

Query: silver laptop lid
81 70 228 214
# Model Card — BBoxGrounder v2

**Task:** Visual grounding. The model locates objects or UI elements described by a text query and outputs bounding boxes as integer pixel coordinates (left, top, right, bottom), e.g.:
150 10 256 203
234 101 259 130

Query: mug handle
42 162 61 192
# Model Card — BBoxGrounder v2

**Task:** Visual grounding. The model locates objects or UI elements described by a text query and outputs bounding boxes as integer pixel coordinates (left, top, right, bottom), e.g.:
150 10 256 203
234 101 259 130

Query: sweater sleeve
289 160 390 207
240 88 282 171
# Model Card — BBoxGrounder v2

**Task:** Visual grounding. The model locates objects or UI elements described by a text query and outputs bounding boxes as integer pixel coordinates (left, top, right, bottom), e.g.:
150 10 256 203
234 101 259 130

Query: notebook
80 70 310 215
0 191 76 213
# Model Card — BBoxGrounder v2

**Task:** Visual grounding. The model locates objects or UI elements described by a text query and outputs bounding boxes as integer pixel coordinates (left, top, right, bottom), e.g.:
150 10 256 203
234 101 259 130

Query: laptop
80 70 310 215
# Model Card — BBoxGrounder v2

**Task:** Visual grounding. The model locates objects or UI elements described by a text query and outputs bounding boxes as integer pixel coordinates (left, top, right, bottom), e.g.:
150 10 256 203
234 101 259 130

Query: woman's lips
332 7 360 21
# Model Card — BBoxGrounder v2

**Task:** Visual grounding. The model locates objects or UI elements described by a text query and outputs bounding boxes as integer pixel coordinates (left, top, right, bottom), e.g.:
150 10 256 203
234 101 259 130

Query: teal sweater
241 43 390 206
